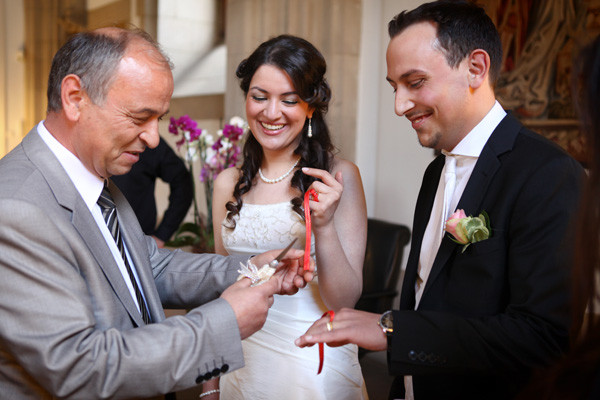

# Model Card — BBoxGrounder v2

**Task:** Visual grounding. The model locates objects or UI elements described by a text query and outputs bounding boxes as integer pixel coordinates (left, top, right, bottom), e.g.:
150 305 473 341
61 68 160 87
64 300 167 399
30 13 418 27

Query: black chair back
355 218 411 315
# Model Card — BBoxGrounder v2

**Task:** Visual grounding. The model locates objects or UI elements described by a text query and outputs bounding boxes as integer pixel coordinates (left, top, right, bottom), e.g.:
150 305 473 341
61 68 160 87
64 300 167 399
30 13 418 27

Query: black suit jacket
388 113 585 399
112 137 193 242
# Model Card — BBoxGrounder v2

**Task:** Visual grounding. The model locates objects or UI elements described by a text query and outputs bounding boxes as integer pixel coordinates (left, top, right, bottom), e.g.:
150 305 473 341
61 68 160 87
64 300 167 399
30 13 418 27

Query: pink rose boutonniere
445 209 491 253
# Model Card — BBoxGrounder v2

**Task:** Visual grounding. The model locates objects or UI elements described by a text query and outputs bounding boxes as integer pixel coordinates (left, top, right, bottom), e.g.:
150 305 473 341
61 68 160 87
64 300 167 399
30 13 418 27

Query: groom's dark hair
388 0 503 85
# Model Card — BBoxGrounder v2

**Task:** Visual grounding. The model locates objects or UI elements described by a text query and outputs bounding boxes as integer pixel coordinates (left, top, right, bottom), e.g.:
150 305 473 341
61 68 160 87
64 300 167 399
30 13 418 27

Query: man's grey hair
46 27 173 113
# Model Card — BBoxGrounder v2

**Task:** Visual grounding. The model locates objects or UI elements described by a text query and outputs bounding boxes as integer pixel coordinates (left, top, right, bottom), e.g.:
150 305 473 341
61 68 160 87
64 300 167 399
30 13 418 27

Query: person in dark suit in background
296 2 584 399
113 136 193 248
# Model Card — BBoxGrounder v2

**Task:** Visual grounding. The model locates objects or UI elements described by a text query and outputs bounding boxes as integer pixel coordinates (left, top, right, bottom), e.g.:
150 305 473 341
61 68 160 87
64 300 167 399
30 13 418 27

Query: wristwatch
378 310 393 335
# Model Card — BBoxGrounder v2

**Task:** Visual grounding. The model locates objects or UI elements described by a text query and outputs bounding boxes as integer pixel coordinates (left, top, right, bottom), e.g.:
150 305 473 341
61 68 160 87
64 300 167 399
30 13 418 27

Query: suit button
418 352 427 362
203 372 212 381
212 368 221 377
195 375 204 384
221 364 229 373
408 351 417 361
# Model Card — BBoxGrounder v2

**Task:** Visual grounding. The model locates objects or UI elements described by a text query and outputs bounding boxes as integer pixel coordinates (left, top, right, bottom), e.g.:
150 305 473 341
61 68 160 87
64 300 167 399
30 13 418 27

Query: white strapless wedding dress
219 202 368 400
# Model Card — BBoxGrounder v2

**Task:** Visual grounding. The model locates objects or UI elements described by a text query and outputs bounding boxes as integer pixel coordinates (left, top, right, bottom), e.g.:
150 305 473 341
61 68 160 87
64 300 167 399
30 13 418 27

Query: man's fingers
233 276 253 288
258 273 281 295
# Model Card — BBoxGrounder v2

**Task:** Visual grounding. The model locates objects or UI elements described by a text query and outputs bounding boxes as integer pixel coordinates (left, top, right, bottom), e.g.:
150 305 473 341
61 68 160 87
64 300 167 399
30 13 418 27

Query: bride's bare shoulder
214 167 241 193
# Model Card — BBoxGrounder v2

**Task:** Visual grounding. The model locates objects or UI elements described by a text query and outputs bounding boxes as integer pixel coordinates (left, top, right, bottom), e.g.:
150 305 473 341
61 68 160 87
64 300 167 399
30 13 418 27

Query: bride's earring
307 118 313 138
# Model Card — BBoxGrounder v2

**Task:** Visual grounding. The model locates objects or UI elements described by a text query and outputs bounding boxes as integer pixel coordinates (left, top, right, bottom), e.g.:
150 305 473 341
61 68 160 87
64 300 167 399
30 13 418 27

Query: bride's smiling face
245 64 313 152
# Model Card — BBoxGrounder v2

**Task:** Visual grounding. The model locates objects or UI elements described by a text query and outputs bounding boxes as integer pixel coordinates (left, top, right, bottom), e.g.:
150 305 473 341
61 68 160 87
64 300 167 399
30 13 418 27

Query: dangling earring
307 118 313 138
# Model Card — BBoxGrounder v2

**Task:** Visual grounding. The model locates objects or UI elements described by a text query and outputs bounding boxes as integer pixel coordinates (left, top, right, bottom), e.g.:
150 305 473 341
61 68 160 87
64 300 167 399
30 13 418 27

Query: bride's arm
303 159 367 310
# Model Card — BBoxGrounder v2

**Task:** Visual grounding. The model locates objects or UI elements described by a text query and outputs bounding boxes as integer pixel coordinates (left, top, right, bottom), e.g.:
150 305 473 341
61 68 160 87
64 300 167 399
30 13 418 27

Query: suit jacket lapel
22 130 147 326
109 181 166 323
400 155 444 310
419 113 521 302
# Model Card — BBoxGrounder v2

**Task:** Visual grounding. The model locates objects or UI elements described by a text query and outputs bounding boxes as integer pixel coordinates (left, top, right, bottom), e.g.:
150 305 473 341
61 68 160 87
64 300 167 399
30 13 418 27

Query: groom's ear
466 49 490 89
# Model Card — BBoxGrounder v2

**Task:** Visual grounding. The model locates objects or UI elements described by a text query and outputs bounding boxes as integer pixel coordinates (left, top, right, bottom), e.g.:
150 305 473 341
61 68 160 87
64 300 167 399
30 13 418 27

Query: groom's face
385 21 472 152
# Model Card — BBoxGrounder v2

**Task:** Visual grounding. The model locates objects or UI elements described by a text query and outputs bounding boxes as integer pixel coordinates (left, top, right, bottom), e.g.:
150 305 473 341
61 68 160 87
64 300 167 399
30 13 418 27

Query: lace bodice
222 201 314 258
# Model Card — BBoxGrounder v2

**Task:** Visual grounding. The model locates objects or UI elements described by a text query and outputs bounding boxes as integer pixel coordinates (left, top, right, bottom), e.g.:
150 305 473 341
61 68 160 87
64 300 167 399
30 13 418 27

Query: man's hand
220 277 277 339
294 308 388 351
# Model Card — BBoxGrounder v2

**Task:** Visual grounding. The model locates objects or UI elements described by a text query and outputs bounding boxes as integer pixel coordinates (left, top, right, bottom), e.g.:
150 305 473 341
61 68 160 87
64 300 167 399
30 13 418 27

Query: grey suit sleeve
0 199 244 399
146 236 248 309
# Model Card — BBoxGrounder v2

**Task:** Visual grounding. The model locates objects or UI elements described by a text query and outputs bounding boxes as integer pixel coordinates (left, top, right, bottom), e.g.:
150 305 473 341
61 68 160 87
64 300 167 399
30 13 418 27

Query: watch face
380 311 393 333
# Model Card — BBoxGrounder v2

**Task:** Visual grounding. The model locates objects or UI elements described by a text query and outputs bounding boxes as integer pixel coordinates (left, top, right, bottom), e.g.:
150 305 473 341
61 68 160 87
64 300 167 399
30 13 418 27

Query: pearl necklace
258 158 301 184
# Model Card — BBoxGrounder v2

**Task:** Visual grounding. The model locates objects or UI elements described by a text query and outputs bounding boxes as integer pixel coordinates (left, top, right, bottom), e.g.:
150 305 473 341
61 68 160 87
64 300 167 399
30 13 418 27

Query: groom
296 1 585 399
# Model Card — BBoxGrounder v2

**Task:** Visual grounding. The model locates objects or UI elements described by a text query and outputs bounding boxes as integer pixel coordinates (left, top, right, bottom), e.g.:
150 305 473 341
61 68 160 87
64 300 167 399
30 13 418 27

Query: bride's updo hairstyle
225 34 334 228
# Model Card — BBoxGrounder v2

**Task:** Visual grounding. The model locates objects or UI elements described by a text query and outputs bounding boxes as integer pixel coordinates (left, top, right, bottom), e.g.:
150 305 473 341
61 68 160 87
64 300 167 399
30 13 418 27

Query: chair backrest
355 218 411 314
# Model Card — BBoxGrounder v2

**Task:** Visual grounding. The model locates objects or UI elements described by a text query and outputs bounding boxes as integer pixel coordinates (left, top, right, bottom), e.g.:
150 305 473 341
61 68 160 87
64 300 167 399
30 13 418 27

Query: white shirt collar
448 101 506 158
37 121 104 211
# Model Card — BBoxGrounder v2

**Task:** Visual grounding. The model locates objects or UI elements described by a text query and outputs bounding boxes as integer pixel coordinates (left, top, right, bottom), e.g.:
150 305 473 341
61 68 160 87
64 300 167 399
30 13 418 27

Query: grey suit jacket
0 128 248 399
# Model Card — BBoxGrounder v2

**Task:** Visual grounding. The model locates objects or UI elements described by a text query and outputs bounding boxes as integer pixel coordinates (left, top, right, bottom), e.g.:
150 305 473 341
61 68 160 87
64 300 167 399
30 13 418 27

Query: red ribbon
304 188 327 374
318 310 335 374
303 189 318 271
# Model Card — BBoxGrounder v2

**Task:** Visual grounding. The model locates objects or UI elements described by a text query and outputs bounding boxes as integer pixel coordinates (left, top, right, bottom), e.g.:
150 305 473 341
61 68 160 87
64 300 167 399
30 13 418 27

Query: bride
208 34 368 399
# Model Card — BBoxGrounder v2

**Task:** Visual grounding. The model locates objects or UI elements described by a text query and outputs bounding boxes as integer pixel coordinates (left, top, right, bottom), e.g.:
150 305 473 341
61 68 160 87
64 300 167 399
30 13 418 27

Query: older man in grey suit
0 27 311 399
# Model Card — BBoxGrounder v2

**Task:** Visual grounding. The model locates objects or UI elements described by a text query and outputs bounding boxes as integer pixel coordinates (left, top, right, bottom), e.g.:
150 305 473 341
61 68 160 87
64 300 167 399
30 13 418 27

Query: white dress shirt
37 121 147 313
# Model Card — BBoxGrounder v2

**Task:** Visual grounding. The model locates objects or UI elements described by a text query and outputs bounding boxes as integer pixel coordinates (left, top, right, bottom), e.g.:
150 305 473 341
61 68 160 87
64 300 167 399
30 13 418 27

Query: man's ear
467 49 490 89
61 74 86 121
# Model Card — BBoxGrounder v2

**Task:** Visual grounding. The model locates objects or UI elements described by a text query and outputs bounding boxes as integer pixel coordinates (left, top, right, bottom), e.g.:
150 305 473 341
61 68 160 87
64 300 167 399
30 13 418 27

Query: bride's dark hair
225 34 334 228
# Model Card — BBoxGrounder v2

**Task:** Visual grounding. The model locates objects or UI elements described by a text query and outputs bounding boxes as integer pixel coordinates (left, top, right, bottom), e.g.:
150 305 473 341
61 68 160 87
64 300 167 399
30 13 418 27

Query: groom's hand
295 308 388 351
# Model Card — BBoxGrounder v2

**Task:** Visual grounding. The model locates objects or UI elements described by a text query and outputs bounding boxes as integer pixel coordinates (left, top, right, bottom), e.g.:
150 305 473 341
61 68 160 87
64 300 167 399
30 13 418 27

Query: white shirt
37 121 147 313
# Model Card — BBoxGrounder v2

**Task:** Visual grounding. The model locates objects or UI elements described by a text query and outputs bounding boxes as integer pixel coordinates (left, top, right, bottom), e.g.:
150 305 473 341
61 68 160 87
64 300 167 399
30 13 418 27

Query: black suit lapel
419 113 522 303
400 155 444 310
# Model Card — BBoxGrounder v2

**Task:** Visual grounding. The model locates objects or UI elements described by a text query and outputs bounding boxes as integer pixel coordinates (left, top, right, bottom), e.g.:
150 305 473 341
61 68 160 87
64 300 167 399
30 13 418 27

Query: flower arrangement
166 115 246 251
445 209 491 253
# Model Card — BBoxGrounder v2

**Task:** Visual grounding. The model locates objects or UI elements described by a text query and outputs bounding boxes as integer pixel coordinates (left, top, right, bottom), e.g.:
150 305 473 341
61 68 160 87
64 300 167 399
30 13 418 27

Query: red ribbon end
317 310 335 374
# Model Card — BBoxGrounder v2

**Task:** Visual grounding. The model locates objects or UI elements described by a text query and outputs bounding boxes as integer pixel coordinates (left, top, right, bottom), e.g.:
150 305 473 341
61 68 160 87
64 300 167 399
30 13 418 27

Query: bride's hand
249 248 314 294
301 167 343 230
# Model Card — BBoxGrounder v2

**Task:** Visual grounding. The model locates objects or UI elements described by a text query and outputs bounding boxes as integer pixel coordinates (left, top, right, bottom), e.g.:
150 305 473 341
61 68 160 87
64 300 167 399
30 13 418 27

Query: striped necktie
97 183 151 324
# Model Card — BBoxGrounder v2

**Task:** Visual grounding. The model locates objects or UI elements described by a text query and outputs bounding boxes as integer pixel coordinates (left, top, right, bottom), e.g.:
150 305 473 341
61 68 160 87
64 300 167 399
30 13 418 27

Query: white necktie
441 154 457 230
415 154 457 306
